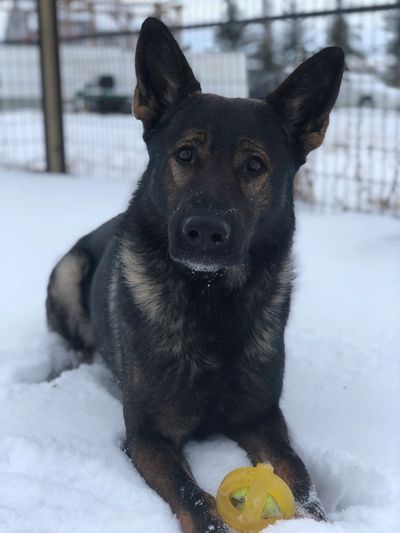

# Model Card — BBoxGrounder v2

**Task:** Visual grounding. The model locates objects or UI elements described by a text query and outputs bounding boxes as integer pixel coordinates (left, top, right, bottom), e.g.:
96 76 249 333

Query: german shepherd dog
47 17 344 533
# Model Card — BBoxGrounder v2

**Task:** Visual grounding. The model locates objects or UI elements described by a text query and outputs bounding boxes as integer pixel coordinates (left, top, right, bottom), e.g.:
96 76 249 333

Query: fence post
37 0 66 173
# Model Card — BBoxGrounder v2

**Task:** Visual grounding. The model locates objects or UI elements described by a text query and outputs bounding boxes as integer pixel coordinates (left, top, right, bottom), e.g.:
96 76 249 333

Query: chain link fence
1 0 399 214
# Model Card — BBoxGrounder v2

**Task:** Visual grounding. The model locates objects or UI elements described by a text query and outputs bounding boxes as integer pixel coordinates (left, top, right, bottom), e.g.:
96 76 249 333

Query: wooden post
37 0 66 173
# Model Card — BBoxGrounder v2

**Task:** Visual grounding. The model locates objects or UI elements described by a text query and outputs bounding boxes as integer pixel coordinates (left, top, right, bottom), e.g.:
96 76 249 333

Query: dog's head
133 18 344 272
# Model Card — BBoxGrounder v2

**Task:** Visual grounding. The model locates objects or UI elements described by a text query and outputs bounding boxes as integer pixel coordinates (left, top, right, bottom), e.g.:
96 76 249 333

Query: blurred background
1 0 399 213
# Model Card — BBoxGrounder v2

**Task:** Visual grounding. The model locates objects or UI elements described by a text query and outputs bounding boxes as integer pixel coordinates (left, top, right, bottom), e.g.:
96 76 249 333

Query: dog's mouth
169 249 244 272
173 258 221 273
169 250 243 273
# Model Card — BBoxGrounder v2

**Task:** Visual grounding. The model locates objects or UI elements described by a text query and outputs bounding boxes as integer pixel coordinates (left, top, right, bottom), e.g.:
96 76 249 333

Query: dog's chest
144 312 283 438
124 265 287 438
147 353 280 441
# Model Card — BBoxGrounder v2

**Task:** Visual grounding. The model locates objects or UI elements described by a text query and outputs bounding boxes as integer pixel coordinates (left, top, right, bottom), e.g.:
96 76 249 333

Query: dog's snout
182 215 231 249
170 204 243 270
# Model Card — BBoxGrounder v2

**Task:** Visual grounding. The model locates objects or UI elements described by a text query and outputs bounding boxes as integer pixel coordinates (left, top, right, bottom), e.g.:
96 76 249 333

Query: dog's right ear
133 17 201 131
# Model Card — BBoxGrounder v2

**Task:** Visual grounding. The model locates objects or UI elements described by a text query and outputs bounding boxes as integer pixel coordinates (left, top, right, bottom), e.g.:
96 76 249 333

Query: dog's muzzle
169 209 243 272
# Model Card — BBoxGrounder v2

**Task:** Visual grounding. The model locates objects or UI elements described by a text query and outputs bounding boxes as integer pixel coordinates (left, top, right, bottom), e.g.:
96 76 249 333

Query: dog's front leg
226 405 326 522
125 430 228 533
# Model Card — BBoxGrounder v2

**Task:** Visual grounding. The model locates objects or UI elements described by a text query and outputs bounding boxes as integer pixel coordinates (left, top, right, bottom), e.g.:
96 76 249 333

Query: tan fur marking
169 130 209 188
130 440 190 513
120 242 185 354
263 255 294 325
172 129 208 149
231 425 309 499
272 458 307 491
120 246 163 322
108 266 119 318
246 255 293 358
128 439 221 533
170 158 192 188
49 253 94 347
178 511 197 533
225 265 249 290
132 86 157 127
300 116 329 154
248 173 272 199
107 265 124 374
234 138 273 203
239 138 270 157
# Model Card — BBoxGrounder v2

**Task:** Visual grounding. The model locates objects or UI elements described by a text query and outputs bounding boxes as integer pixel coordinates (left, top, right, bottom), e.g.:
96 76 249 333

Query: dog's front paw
295 497 326 522
179 491 230 533
180 511 230 533
196 496 230 533
198 514 230 533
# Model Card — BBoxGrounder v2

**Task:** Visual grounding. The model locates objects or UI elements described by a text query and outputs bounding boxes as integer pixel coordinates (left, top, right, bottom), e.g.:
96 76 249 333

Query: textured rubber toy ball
216 463 295 532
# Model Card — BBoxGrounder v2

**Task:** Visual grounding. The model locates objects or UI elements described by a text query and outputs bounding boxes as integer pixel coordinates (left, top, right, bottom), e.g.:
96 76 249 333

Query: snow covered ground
0 171 399 533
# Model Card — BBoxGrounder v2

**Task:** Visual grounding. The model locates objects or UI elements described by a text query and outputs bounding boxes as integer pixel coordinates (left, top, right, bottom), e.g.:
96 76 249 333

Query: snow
0 171 399 533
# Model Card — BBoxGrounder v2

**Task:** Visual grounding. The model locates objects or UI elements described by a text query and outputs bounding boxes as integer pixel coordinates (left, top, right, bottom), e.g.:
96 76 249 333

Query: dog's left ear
266 47 344 156
133 17 201 130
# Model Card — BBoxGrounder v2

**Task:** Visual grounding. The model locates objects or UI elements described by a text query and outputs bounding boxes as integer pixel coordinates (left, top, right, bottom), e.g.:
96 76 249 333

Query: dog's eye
246 157 265 174
176 147 193 163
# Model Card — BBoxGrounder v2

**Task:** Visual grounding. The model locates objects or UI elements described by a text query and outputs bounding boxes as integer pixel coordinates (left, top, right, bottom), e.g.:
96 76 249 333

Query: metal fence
1 0 399 214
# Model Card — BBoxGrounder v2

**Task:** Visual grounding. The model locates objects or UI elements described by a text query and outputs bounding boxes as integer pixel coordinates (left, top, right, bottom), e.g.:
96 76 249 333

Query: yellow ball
216 463 295 532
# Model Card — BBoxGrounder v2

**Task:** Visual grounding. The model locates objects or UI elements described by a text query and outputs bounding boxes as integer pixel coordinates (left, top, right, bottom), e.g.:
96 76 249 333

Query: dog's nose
182 215 231 248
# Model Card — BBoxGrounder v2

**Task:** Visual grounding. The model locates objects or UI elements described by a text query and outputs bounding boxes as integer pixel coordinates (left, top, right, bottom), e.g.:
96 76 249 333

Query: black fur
47 17 344 533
